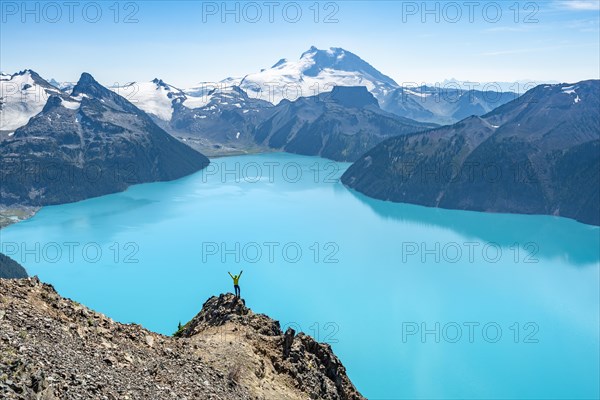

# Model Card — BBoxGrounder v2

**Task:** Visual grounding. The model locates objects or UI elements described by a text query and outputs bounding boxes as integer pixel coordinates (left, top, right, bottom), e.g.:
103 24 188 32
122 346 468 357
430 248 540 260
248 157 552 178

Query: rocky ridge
0 278 363 400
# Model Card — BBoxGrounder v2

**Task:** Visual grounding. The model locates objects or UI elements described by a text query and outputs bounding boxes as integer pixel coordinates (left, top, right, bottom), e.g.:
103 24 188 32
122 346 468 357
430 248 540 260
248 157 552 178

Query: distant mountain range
1 72 209 207
342 80 600 225
252 86 437 161
1 47 597 224
1 48 521 150
236 46 520 125
100 72 440 160
3 46 521 135
142 81 273 156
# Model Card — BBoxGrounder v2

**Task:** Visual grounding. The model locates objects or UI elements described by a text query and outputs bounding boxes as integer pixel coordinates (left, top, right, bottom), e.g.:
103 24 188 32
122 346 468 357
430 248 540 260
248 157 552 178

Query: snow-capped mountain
110 78 186 121
2 47 524 159
168 85 273 155
234 46 518 124
0 70 65 132
105 76 274 155
239 46 398 105
2 72 208 206
108 79 255 123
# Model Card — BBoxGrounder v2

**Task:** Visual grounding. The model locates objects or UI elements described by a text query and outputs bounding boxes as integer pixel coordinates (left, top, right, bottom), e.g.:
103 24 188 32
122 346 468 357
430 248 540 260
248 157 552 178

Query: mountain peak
300 45 319 57
72 72 112 99
238 46 399 105
326 86 379 108
13 69 47 85
298 46 398 86
15 69 36 76
271 58 287 68
300 46 345 59
77 72 97 85
40 95 64 113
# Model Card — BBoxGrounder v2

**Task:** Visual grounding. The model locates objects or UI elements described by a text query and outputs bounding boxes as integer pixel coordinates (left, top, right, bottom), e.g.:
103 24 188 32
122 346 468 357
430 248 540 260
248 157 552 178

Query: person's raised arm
239 270 243 277
228 272 234 279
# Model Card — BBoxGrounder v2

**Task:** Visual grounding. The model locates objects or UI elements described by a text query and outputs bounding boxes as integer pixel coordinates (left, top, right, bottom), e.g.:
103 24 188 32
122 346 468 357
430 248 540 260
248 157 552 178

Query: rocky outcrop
176 293 364 400
0 279 364 400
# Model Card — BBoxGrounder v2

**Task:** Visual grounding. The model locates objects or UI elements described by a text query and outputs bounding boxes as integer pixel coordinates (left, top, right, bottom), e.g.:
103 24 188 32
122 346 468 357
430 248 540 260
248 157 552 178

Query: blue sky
1 0 599 87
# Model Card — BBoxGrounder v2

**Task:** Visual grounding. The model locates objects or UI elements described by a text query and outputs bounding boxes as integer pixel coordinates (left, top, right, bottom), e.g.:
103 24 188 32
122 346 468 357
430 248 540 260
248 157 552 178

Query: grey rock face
0 280 364 400
253 86 438 161
166 86 273 155
0 253 28 279
176 293 365 400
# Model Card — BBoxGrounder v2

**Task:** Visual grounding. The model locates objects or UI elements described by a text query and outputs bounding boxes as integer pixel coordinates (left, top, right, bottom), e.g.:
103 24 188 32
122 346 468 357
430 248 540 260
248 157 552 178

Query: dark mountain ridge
0 72 209 206
342 80 600 225
252 86 438 161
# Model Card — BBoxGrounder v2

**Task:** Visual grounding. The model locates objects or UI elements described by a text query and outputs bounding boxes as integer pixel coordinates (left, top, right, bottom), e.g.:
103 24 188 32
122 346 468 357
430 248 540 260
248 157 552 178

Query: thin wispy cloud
481 48 536 56
556 1 600 11
484 26 529 33
567 18 600 32
481 42 597 56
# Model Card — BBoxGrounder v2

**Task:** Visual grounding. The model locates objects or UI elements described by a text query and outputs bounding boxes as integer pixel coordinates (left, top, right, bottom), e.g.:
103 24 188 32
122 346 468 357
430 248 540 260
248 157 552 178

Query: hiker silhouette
228 270 243 298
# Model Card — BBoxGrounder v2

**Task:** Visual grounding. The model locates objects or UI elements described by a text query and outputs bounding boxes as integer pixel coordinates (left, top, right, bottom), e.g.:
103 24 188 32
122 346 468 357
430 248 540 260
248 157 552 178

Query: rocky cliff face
176 294 364 400
0 254 27 279
167 86 273 156
0 278 364 400
253 86 437 162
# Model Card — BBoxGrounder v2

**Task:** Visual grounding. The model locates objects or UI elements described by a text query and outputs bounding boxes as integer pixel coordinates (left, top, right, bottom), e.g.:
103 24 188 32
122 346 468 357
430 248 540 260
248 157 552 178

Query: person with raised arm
228 270 243 298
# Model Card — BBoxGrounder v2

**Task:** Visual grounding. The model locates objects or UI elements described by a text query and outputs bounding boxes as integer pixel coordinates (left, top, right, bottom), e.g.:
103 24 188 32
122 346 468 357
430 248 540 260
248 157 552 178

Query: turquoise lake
1 153 599 399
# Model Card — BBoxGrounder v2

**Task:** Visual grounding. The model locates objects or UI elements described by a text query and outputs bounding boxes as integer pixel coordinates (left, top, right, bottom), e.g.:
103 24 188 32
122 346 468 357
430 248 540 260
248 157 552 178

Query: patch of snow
110 80 185 121
61 99 81 110
0 70 62 131
71 93 89 101
182 96 210 109
562 85 578 95
405 89 431 98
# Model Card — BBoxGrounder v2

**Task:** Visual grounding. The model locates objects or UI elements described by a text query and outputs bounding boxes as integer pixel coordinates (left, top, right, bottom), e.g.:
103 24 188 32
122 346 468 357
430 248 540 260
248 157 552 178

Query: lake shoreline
2 153 599 399
0 205 40 229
